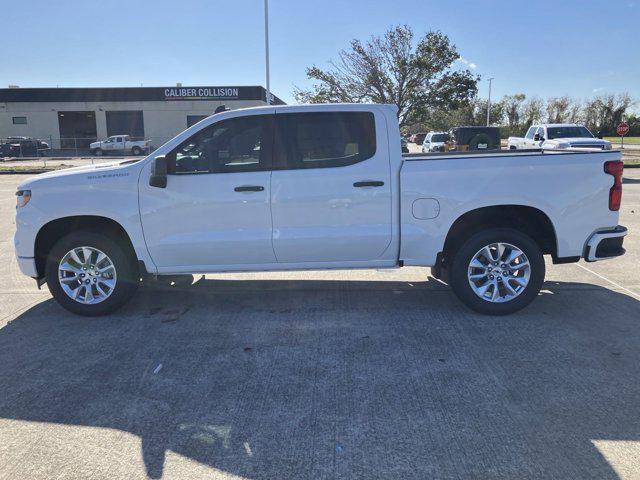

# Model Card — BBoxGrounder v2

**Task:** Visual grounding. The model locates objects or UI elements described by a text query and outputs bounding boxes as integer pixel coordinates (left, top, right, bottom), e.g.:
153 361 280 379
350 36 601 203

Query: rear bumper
584 226 627 262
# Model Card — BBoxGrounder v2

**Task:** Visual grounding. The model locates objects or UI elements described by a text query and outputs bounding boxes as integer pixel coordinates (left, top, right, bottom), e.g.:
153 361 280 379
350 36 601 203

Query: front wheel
93 148 103 156
449 228 545 315
45 231 139 316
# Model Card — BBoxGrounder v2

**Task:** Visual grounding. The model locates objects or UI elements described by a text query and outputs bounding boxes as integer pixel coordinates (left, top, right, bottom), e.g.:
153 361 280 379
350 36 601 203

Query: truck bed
398 148 621 266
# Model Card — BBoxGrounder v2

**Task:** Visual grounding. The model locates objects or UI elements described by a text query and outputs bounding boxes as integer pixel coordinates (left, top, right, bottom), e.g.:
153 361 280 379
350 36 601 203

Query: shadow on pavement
1 277 639 479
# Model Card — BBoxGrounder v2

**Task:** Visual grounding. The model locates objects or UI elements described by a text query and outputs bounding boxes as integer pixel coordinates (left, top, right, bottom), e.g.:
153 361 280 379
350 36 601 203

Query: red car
409 132 427 144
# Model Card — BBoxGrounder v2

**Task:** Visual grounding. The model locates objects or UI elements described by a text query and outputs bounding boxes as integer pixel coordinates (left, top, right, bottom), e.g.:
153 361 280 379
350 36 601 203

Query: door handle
234 185 264 192
353 181 384 188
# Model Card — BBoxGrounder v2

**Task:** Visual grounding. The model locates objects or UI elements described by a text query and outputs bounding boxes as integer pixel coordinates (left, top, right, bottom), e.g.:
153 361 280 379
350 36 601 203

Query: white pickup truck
14 104 627 317
89 135 150 156
508 124 612 150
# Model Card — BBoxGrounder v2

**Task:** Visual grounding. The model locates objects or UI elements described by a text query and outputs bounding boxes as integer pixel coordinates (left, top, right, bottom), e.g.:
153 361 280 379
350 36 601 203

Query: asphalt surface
1 171 639 479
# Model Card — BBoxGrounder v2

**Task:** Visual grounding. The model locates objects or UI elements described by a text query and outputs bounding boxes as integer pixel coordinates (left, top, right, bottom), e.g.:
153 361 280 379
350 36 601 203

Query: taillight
604 160 623 211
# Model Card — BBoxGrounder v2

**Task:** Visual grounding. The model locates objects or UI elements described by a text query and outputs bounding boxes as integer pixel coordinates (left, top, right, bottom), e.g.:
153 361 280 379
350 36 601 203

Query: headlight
604 143 612 150
16 189 31 208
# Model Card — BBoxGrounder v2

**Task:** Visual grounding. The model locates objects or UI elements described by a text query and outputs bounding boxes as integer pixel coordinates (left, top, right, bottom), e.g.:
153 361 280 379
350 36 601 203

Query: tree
521 97 545 128
545 96 581 124
500 94 526 127
294 25 479 128
583 93 634 135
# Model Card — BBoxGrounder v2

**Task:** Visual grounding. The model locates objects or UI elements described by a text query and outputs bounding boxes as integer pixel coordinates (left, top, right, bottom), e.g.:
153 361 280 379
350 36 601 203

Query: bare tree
521 97 545 127
583 93 634 134
294 25 479 128
543 96 582 124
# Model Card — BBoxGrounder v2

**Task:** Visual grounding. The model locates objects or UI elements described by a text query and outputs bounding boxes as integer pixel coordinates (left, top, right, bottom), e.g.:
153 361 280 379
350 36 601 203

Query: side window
167 115 269 175
276 112 376 170
525 127 535 139
536 127 545 140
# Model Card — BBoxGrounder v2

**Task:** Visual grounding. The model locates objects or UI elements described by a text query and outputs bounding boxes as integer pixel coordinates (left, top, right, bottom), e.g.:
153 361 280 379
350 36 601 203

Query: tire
131 146 141 155
45 231 139 316
94 148 103 156
449 228 545 315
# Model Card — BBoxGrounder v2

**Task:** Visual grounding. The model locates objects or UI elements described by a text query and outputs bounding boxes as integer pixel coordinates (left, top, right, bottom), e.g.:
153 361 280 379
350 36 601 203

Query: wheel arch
441 205 559 266
34 215 138 279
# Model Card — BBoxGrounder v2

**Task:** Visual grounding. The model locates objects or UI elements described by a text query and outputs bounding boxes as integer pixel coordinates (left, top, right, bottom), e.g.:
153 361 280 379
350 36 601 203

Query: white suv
422 132 450 153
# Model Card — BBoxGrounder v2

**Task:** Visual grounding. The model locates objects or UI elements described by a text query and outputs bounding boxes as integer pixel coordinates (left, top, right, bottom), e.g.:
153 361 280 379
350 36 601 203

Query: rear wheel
449 228 545 315
45 231 138 316
131 146 141 155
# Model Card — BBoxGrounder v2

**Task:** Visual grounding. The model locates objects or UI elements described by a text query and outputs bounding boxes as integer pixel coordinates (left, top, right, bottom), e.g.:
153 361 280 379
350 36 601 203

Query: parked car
15 104 626 317
508 124 612 150
0 137 50 157
448 126 501 151
90 135 150 156
409 132 428 145
422 132 450 153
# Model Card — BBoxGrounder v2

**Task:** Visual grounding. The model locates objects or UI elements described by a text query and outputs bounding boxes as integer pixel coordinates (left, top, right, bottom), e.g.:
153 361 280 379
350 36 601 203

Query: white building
0 85 283 150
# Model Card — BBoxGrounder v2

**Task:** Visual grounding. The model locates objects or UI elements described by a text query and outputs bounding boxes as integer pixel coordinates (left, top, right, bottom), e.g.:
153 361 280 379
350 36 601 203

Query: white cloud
592 87 605 93
458 57 477 70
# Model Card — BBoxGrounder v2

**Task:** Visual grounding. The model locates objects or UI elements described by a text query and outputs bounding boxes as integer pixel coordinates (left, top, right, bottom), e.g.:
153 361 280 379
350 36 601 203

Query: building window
12 116 27 125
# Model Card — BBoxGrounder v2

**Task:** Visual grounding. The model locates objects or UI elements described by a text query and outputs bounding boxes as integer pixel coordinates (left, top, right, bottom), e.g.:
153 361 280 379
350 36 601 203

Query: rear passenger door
270 109 393 264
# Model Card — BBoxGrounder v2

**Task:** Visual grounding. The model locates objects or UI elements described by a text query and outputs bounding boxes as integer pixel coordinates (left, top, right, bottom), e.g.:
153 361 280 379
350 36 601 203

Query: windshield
546 126 593 140
431 134 449 142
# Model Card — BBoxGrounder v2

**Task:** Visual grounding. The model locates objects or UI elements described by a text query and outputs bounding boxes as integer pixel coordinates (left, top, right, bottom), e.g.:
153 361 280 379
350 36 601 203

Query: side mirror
534 133 541 141
597 131 603 139
149 155 167 188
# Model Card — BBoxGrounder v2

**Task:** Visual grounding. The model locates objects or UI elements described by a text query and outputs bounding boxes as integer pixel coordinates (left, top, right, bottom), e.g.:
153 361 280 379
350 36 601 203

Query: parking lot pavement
1 172 639 480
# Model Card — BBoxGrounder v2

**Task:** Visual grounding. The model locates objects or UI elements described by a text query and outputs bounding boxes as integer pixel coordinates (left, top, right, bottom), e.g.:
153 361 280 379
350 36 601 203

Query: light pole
486 77 494 126
264 0 271 105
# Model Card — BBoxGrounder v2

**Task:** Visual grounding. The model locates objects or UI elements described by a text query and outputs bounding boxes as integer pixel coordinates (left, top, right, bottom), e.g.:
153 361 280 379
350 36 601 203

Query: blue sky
2 0 638 106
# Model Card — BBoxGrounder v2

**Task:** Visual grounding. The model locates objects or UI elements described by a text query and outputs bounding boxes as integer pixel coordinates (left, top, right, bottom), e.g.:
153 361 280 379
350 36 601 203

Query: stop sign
617 122 630 137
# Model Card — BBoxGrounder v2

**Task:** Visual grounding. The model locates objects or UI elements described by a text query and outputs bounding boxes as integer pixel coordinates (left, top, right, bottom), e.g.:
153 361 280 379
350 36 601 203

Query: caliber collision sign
617 122 630 137
164 87 240 100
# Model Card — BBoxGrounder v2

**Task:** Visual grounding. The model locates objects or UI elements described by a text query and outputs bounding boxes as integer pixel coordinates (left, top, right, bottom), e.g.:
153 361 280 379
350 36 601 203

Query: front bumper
584 226 627 262
17 256 38 278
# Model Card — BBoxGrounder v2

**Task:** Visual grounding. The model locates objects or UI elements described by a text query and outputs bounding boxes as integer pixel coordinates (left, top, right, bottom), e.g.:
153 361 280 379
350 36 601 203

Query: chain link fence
0 135 174 159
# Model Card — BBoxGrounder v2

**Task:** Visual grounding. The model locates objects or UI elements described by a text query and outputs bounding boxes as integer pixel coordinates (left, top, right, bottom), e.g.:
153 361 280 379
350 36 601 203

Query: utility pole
486 77 494 126
264 0 271 105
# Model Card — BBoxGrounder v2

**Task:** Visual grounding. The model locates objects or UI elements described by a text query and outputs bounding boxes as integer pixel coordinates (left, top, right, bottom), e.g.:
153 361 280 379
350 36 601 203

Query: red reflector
609 186 622 211
604 160 623 211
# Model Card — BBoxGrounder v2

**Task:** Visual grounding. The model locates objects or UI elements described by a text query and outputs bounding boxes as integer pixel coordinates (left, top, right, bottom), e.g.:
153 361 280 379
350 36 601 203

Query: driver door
139 112 277 272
